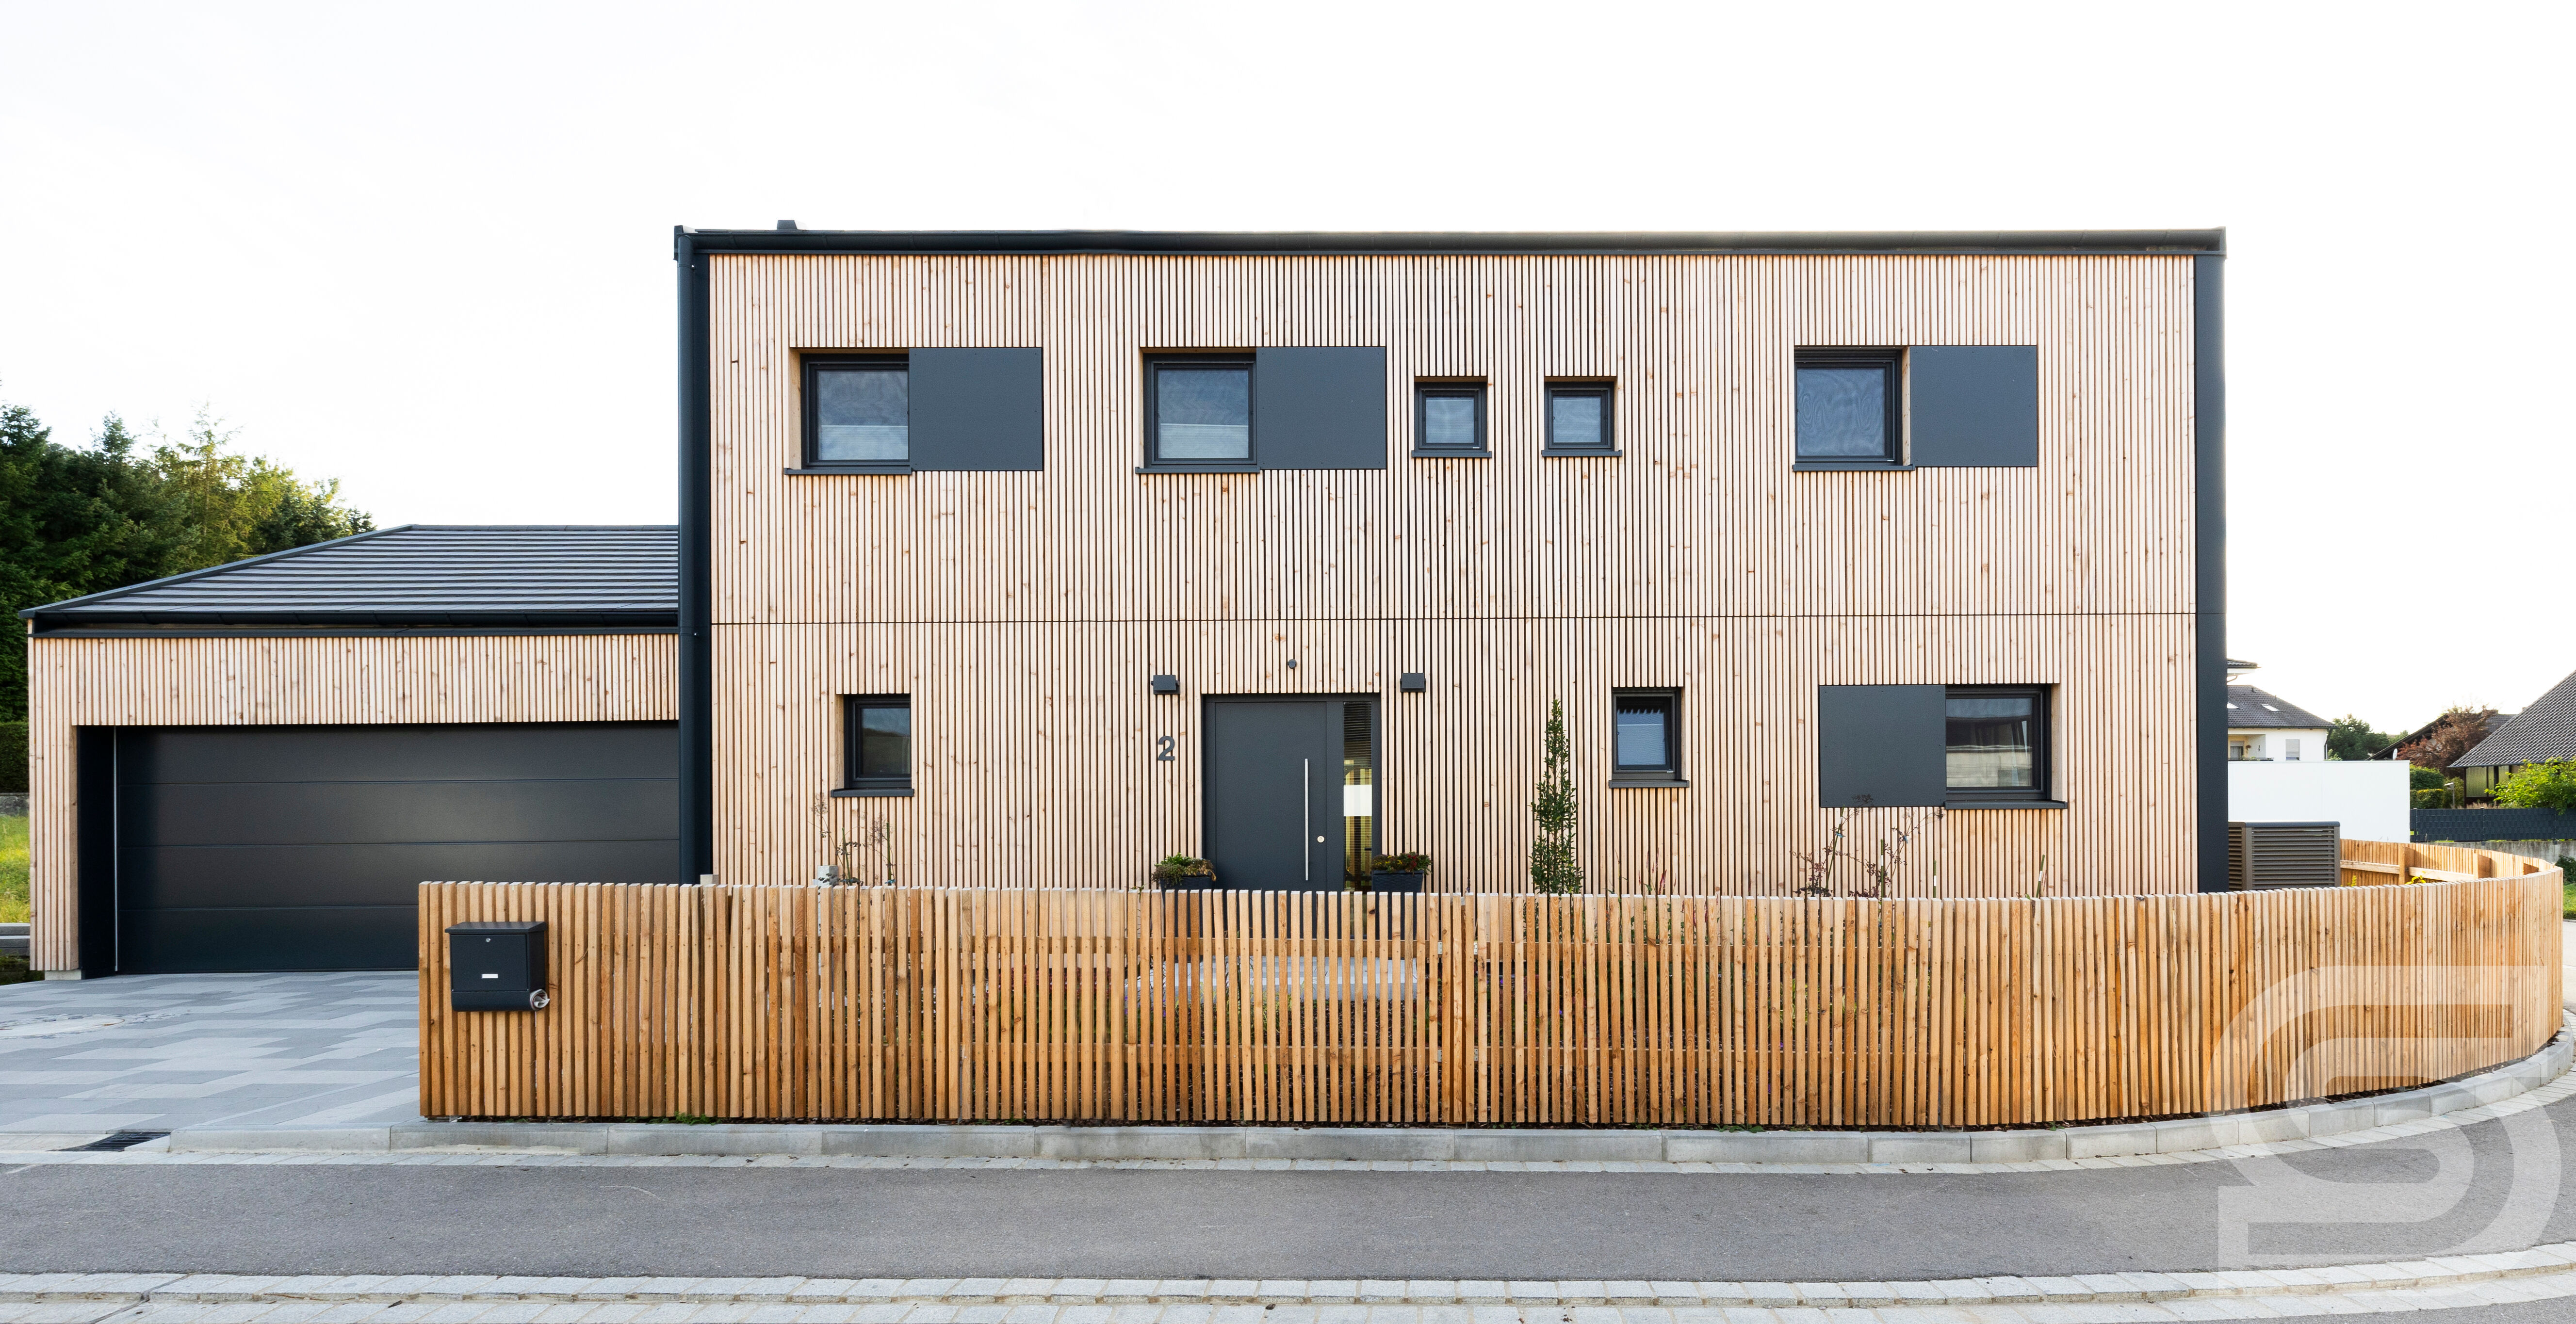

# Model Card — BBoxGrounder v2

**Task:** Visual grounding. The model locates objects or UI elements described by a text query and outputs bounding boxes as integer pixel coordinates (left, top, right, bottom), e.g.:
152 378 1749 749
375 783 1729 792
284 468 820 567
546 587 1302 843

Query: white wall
2228 760 2411 843
2228 727 2331 762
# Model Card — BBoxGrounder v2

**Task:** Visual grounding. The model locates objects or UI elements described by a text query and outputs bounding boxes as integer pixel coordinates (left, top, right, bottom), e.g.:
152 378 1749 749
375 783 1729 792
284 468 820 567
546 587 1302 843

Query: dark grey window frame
797 353 913 476
1140 353 1258 474
834 694 915 798
1541 379 1620 457
1609 687 1685 787
1944 683 2056 807
1793 347 1906 470
1412 379 1489 457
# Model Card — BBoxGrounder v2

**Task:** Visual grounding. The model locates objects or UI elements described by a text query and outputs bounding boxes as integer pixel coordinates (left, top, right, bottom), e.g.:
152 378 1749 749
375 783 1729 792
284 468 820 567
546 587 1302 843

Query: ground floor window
840 695 912 794
1945 686 2049 802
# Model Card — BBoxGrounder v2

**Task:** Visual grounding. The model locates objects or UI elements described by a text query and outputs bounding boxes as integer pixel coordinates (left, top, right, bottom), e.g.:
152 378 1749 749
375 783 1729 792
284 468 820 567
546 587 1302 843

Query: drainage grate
63 1130 169 1152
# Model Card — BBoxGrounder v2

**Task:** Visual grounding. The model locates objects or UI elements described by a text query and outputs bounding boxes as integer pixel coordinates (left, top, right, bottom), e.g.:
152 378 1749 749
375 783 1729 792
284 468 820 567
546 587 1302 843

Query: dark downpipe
675 229 715 884
2195 252 2228 892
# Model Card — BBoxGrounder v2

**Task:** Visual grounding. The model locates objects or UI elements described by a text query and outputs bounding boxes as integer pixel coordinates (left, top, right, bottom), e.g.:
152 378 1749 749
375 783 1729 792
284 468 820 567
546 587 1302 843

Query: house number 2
1155 735 1176 762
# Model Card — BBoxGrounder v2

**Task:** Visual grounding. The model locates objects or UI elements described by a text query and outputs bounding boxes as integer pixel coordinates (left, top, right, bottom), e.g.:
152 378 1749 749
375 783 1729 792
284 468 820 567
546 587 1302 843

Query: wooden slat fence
420 844 2563 1127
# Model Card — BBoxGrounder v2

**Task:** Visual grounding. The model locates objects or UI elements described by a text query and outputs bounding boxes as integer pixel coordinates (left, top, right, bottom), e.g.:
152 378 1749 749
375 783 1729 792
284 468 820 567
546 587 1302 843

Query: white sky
2 1 2567 733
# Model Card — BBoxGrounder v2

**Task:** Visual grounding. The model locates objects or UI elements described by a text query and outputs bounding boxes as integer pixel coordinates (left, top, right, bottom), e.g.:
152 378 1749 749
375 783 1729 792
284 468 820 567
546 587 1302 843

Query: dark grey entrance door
112 722 678 973
1203 698 1375 891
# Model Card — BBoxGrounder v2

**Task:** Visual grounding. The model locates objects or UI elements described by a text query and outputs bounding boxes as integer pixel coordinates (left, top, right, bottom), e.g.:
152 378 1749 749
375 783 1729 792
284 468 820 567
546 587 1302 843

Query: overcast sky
3 1 2566 732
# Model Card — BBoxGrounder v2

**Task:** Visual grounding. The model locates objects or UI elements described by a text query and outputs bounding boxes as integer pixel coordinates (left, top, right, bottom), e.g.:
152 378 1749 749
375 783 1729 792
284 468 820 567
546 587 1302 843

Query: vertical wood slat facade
23 634 677 970
419 844 2564 1126
709 253 2201 897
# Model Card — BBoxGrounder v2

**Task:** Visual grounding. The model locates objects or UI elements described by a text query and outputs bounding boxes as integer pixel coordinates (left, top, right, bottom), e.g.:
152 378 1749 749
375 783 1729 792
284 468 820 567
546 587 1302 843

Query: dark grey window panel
1816 684 1946 807
1910 345 2039 468
1253 347 1387 470
909 348 1044 471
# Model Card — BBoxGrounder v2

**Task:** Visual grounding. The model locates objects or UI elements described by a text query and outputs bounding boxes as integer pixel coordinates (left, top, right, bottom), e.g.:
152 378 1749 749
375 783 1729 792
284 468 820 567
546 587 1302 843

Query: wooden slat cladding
718 614 2178 896
24 633 676 969
418 857 2562 1126
707 252 2201 897
710 254 2194 627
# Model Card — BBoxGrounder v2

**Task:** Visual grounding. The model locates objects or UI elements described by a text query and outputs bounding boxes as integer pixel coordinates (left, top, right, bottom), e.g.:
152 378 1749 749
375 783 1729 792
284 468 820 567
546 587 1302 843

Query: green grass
2563 877 2575 921
0 814 25 924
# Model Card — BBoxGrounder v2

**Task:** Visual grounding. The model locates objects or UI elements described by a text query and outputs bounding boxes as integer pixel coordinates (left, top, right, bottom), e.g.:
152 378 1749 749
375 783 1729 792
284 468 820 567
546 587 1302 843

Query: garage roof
20 525 677 632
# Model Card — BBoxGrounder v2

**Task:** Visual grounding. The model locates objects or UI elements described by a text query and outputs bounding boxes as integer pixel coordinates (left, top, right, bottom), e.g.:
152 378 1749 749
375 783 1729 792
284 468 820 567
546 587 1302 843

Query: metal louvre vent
2229 821 2342 890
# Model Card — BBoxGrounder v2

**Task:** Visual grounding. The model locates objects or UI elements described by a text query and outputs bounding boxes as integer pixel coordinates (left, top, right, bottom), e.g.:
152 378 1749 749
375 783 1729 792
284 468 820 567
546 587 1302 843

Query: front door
1203 697 1376 890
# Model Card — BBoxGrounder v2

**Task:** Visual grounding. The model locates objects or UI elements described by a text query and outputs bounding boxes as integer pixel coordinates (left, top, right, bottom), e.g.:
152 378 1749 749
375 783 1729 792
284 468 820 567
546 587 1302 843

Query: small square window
1146 356 1253 466
1610 689 1682 785
1795 348 1903 466
1945 685 2050 801
805 356 910 467
1544 381 1615 455
1414 381 1487 455
841 695 912 794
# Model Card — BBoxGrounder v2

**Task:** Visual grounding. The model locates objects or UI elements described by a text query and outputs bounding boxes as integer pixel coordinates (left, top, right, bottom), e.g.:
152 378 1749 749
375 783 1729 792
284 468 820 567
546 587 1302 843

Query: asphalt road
3 1093 2572 1282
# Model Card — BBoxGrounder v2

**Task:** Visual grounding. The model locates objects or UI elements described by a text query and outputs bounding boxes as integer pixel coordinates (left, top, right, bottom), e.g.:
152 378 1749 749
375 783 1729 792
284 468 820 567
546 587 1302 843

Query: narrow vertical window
1795 348 1903 465
806 356 910 466
1146 356 1253 465
1341 700 1376 887
1543 381 1615 455
1414 381 1487 455
839 695 913 794
1944 686 2050 802
1610 689 1682 785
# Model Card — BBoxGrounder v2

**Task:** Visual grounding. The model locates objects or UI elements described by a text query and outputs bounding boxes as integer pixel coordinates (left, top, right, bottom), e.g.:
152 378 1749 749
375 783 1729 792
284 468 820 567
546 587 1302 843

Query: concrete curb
7 1242 2576 1308
164 1015 2576 1163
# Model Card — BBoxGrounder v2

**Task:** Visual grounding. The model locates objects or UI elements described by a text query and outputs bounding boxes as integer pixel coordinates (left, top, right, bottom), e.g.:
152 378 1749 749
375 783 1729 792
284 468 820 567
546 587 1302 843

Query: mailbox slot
446 920 550 1011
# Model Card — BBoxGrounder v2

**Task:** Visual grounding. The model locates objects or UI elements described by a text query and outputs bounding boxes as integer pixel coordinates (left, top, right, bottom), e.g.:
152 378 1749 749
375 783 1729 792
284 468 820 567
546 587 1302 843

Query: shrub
2492 759 2576 813
0 722 21 794
1529 699 1582 895
1374 851 1432 874
1152 854 1214 887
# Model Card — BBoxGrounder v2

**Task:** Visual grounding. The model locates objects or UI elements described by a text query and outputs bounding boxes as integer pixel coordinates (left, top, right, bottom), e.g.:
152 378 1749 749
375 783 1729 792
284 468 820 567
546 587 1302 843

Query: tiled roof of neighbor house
2225 685 2332 730
19 526 677 630
2457 668 2576 768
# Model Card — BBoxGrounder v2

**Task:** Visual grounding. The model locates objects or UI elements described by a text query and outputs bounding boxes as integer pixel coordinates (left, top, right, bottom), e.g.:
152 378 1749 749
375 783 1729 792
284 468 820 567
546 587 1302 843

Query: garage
23 524 681 977
112 722 677 973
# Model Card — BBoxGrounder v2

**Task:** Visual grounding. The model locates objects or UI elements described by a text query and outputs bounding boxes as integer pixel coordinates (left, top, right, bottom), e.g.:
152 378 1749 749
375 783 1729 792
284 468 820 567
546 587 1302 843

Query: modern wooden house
24 227 2233 977
677 227 2229 903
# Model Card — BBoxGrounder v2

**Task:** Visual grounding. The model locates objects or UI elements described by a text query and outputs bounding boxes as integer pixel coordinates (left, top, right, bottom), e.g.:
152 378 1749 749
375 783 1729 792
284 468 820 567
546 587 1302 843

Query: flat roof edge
677 227 2227 258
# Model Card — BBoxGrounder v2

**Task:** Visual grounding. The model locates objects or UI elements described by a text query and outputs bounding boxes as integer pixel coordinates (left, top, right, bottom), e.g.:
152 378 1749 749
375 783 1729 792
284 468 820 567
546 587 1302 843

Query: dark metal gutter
675 228 716 886
679 228 2228 258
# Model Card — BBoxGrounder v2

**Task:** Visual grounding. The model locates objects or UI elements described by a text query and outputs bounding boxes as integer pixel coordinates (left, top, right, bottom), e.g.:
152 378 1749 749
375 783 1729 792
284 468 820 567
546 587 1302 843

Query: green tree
2493 759 2576 813
0 398 371 724
1529 698 1583 895
2326 714 2397 762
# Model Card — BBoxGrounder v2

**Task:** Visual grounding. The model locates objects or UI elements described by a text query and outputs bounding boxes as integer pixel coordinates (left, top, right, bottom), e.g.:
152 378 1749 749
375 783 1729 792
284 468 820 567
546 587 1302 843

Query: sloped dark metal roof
20 525 676 631
2225 685 2331 731
2457 668 2576 768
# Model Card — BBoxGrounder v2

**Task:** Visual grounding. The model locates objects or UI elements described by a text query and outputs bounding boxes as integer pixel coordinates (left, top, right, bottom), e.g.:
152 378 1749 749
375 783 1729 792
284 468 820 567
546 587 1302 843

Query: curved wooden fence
419 841 2563 1126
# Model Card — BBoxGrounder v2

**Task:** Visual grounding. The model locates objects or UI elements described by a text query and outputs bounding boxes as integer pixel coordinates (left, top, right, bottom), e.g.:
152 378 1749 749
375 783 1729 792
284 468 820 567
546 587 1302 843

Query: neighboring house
2452 666 2576 800
2222 660 2406 840
21 226 2234 977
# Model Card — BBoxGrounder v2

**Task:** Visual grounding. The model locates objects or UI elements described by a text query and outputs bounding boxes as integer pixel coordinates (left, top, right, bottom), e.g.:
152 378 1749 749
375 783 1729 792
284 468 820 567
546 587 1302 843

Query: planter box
1369 871 1425 894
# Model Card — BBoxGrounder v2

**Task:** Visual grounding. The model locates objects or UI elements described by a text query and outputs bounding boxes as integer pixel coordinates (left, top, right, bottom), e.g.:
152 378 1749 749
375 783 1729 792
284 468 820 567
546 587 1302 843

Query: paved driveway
0 971 418 1139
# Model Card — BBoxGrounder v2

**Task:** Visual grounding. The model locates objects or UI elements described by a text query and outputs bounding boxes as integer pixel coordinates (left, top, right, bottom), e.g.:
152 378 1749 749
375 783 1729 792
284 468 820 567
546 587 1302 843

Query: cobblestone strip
1 1243 2574 1315
7 1066 2572 1178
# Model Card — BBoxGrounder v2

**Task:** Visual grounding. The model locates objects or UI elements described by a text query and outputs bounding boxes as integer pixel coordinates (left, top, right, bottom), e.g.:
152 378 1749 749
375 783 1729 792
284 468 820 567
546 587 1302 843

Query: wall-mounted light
1401 672 1426 693
1151 674 1180 694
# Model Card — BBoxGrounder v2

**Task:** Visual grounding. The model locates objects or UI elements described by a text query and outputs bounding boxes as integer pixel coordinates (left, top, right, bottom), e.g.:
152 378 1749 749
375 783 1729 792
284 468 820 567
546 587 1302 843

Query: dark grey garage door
114 722 677 973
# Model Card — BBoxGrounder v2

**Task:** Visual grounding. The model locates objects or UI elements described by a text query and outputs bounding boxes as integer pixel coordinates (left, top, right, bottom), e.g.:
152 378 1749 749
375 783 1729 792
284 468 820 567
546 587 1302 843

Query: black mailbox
446 921 550 1011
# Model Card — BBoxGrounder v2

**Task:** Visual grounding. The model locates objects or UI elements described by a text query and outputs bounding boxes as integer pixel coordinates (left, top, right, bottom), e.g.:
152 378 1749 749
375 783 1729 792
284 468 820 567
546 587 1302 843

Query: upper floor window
807 356 909 466
1945 686 2049 802
1543 381 1616 456
838 694 913 796
1610 689 1682 786
1414 381 1487 456
1148 356 1253 464
1795 348 1902 467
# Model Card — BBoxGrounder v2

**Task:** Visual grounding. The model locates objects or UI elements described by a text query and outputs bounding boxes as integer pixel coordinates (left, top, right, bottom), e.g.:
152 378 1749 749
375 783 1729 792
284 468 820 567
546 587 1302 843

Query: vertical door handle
1302 757 1311 882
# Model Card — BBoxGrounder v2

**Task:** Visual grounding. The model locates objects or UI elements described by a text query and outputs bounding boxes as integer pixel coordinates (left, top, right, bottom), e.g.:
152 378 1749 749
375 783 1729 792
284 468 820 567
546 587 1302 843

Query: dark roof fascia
30 624 679 640
680 227 2228 258
17 525 408 620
